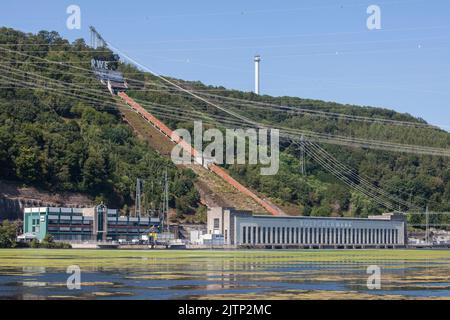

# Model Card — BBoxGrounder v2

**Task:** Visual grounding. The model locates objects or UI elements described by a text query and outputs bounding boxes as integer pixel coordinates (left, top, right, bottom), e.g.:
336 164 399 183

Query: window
262 227 266 243
286 227 290 244
213 218 220 229
257 227 261 244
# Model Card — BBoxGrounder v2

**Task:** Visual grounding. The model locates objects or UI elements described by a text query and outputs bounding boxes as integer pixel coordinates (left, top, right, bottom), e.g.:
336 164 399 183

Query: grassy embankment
0 249 449 269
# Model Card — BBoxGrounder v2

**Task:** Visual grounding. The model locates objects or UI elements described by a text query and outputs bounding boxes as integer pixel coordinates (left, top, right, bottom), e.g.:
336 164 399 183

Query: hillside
119 59 450 221
120 105 268 213
0 28 201 219
0 28 449 228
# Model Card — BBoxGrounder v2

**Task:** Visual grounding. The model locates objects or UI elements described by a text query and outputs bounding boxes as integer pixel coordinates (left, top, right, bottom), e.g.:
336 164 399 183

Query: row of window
48 219 152 227
48 227 148 233
241 226 400 245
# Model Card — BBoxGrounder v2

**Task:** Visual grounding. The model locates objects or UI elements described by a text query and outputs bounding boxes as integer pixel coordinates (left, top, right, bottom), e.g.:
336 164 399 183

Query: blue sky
1 0 450 129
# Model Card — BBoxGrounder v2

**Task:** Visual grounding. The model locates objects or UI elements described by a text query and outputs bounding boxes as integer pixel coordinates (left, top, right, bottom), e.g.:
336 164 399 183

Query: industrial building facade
207 207 407 248
24 205 160 242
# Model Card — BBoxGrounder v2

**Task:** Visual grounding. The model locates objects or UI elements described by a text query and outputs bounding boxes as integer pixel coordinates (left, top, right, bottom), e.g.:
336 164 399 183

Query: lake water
0 249 449 299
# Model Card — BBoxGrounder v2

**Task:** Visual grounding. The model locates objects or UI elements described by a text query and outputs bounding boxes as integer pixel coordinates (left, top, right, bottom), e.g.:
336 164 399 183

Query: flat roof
248 214 401 222
24 207 118 214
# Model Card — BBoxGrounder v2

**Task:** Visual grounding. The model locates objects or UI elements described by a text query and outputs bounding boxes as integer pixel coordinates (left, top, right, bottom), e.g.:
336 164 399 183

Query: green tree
14 146 41 182
0 220 20 248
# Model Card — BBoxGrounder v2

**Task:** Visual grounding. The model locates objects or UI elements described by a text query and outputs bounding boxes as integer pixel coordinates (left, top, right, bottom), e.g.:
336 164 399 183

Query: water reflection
0 251 448 300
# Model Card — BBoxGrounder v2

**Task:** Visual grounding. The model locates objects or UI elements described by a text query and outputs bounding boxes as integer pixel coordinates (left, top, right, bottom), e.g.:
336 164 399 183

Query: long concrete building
207 207 407 248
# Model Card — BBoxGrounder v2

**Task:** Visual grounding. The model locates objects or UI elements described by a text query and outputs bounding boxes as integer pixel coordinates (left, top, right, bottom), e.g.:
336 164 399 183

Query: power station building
207 207 407 248
23 204 160 242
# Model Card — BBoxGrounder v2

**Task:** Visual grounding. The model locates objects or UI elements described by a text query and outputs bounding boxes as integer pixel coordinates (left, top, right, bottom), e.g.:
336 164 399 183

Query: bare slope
119 106 268 213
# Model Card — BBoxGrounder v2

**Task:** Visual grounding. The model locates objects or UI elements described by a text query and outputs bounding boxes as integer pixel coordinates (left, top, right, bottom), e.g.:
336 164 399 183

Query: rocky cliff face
0 180 95 220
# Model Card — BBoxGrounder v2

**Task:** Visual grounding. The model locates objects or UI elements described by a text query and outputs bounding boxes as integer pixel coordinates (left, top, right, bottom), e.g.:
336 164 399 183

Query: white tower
254 55 261 95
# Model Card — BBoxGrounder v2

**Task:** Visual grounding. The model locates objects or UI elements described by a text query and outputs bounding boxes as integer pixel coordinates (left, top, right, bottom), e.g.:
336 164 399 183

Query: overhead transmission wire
0 46 229 119
0 77 436 213
106 45 450 156
106 43 262 129
0 66 234 126
290 138 406 211
1 46 448 162
0 73 111 108
0 60 434 211
0 60 443 137
1 37 446 212
0 46 440 138
115 78 448 131
138 101 438 210
112 93 426 211
0 88 435 212
121 77 448 135
1 54 448 157
0 64 127 111
120 36 450 54
1 45 443 130
302 150 396 210
306 141 422 209
193 91 441 129
295 139 421 211
2 53 449 157
3 19 450 46
0 63 116 100
126 83 440 129
0 63 230 124
0 71 117 109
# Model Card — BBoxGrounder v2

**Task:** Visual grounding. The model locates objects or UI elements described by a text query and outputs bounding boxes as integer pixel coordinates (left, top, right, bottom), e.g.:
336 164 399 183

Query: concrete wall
207 207 252 245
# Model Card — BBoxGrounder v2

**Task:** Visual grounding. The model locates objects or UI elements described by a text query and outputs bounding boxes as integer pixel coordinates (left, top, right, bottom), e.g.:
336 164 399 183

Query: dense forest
1 28 449 228
0 28 200 219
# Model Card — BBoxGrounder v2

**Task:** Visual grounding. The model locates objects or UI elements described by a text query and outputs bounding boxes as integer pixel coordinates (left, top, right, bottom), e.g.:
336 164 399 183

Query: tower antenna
254 55 261 95
89 26 107 49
